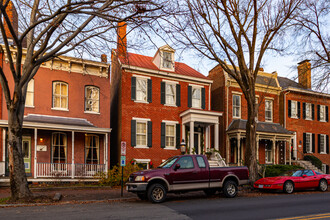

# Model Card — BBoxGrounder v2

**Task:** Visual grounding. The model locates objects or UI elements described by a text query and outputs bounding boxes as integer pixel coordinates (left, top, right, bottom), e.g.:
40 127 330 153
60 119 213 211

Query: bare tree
158 0 301 182
293 0 329 91
0 0 161 201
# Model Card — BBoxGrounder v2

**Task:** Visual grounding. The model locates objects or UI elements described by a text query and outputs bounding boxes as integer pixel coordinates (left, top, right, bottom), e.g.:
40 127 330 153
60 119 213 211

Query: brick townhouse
110 23 223 168
278 60 329 174
209 65 293 166
0 4 111 181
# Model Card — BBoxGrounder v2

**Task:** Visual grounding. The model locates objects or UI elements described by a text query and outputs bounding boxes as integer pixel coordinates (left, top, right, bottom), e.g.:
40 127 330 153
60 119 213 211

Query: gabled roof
118 52 209 80
277 76 307 90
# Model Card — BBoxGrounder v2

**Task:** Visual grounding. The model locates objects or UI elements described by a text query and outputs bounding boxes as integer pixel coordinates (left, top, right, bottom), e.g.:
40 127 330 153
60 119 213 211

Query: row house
0 50 111 181
278 60 330 174
209 66 293 166
110 23 223 168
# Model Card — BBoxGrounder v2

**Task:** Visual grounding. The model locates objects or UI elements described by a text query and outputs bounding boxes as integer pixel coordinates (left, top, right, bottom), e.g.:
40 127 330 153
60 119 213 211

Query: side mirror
174 164 180 171
302 174 307 178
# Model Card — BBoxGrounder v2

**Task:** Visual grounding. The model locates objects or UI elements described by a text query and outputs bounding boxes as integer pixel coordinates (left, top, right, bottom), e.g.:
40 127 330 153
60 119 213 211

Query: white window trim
265 99 273 122
52 82 69 110
133 117 151 121
51 107 69 112
132 74 151 79
134 159 151 169
162 79 178 84
322 164 327 174
162 120 179 124
160 51 174 71
306 133 312 153
165 82 177 107
164 122 177 150
135 118 149 148
25 79 34 108
320 134 327 154
305 103 312 120
135 77 148 103
291 100 298 119
232 94 241 119
232 91 243 95
265 147 272 164
320 105 326 122
84 111 100 115
189 83 204 88
191 86 202 109
85 86 100 113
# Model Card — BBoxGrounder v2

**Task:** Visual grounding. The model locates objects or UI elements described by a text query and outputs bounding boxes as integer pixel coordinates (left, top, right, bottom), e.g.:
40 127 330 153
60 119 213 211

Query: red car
254 169 330 194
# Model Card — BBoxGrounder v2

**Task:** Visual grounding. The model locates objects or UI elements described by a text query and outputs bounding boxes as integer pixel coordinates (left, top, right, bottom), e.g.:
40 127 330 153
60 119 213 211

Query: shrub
98 163 143 187
303 155 323 170
265 165 303 177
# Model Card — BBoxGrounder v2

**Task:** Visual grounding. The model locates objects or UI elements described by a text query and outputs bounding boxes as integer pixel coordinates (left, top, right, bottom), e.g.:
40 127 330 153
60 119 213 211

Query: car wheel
283 181 294 194
147 183 167 203
223 180 238 198
318 179 328 192
137 192 147 200
204 189 217 196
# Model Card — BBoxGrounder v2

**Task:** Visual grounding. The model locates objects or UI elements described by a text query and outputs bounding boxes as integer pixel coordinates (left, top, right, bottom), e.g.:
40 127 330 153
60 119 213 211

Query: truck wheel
147 183 167 203
223 180 238 198
318 179 328 192
204 189 217 196
137 192 147 200
283 181 294 194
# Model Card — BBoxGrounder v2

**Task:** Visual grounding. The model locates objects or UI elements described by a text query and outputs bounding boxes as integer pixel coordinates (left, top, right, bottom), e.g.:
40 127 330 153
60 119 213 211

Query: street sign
121 141 126 156
120 156 126 167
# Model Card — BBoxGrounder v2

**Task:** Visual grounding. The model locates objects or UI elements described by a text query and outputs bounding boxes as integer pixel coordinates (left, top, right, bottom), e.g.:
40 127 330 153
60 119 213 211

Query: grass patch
0 197 11 204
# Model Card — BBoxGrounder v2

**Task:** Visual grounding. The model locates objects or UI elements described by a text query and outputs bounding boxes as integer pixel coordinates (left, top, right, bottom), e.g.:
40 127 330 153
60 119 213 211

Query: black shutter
318 134 321 153
161 82 165 104
161 122 165 148
326 135 329 154
176 84 181 107
147 79 152 103
326 165 329 174
303 103 306 119
326 106 329 122
188 86 192 108
201 88 206 109
317 105 320 121
288 100 291 118
312 133 315 153
147 121 152 148
131 120 136 146
131 77 136 100
297 102 301 119
312 104 315 120
176 124 180 149
303 133 307 153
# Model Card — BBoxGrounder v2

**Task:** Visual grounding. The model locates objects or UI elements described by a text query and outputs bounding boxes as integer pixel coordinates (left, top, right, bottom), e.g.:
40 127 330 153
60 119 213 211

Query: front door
194 133 201 154
22 136 31 174
279 142 285 164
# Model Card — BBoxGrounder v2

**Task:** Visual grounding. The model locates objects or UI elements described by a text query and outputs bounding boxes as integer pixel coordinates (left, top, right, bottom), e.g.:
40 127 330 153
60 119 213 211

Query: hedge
265 165 303 177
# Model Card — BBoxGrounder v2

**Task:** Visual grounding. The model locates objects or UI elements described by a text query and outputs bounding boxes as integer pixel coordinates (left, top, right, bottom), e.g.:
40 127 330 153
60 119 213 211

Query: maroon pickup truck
126 155 249 203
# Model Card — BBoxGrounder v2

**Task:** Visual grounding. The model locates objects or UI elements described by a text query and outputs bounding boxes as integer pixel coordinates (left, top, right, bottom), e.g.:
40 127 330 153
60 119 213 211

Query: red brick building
278 60 329 174
209 66 293 166
110 24 223 168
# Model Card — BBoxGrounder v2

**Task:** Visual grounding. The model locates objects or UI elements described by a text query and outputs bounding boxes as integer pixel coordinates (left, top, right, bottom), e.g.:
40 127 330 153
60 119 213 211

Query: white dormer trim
152 45 175 72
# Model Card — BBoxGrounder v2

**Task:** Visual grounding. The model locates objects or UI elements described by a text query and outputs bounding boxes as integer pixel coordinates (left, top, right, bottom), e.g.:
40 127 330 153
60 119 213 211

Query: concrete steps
296 160 323 173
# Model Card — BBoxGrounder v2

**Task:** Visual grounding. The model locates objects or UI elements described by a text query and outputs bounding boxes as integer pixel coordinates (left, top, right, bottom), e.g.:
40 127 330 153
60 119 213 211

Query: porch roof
180 109 223 125
0 114 111 133
227 119 293 135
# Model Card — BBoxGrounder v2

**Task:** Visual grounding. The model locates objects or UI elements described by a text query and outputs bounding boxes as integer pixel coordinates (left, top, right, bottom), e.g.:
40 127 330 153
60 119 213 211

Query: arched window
85 86 100 113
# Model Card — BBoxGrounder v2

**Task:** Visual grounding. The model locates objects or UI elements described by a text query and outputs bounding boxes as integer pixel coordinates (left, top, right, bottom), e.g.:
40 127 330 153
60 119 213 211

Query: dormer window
153 45 175 71
162 51 173 69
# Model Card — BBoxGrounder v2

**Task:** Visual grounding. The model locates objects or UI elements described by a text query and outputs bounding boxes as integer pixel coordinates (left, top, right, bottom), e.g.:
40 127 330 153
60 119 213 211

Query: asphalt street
1 192 330 220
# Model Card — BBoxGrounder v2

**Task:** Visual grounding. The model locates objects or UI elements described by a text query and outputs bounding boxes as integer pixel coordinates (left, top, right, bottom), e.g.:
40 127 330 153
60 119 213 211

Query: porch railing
36 163 105 178
0 161 5 176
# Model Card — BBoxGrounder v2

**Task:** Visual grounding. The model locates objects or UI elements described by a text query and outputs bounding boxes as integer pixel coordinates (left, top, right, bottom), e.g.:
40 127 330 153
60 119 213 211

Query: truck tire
204 189 217 196
137 192 147 200
147 183 167 203
318 179 328 192
283 181 294 194
223 180 238 198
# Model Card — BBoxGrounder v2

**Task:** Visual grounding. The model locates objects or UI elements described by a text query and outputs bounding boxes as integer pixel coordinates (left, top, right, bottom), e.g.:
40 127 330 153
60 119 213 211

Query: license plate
258 185 264 188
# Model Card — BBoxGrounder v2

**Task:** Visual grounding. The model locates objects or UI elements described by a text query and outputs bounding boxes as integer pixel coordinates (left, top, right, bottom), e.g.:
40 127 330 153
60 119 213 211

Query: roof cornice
283 87 330 98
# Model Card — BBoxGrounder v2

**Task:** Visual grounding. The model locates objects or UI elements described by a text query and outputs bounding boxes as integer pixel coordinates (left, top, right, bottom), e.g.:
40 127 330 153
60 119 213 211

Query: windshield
280 170 303 177
158 157 178 168
291 170 303 177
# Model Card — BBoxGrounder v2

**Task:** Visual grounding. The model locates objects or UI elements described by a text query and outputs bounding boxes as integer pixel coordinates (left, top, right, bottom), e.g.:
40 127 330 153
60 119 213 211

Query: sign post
120 141 126 197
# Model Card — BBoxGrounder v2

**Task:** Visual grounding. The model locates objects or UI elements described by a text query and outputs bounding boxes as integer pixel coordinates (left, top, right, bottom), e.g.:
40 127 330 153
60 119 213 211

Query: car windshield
291 170 303 177
158 157 178 168
280 170 303 177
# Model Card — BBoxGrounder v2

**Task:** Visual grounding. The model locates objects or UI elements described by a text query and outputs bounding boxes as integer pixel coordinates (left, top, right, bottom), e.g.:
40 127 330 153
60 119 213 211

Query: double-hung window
162 51 173 69
166 83 176 105
165 124 175 148
192 87 201 108
305 103 312 120
319 105 327 121
265 144 272 164
53 81 68 110
319 134 326 154
85 86 100 113
265 100 273 122
25 79 34 107
305 133 312 153
136 121 147 146
291 101 298 118
136 78 147 102
233 95 241 118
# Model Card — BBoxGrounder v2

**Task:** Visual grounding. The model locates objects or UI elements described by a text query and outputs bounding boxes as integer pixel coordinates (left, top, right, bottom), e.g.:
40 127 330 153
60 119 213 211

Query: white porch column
71 131 75 179
237 133 241 166
189 121 194 154
105 133 108 173
226 135 230 164
289 139 292 165
182 124 186 143
272 138 276 165
205 126 209 150
2 129 5 162
256 135 259 161
214 123 219 151
34 128 37 179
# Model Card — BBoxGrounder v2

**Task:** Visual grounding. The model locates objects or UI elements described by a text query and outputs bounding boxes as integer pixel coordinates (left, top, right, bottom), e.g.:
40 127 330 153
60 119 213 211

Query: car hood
131 168 169 177
255 176 286 184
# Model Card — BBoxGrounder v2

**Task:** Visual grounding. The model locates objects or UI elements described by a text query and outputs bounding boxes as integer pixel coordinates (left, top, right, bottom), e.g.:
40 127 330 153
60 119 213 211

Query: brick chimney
4 1 18 40
297 60 311 89
117 22 127 58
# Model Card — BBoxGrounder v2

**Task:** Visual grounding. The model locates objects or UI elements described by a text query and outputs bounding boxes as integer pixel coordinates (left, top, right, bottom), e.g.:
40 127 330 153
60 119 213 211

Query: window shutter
161 122 165 148
288 100 291 118
317 105 320 121
326 106 329 122
318 134 321 153
147 79 152 103
188 86 192 108
176 124 180 149
303 103 306 119
326 165 329 174
312 104 315 120
303 133 306 153
176 84 181 107
131 77 136 100
201 88 206 109
147 121 152 148
161 82 165 105
312 133 315 153
326 135 329 154
131 120 136 147
297 102 301 119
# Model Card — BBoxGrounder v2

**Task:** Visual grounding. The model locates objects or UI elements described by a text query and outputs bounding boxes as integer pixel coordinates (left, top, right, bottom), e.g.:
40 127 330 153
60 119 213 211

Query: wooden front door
279 141 285 164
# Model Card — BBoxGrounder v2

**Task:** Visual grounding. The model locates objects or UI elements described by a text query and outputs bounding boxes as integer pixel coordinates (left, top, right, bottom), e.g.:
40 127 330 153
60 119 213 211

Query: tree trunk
244 91 258 183
8 107 32 200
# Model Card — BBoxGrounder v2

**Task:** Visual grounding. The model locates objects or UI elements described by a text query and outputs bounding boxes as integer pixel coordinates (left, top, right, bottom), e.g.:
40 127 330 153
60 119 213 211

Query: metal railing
74 164 105 177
